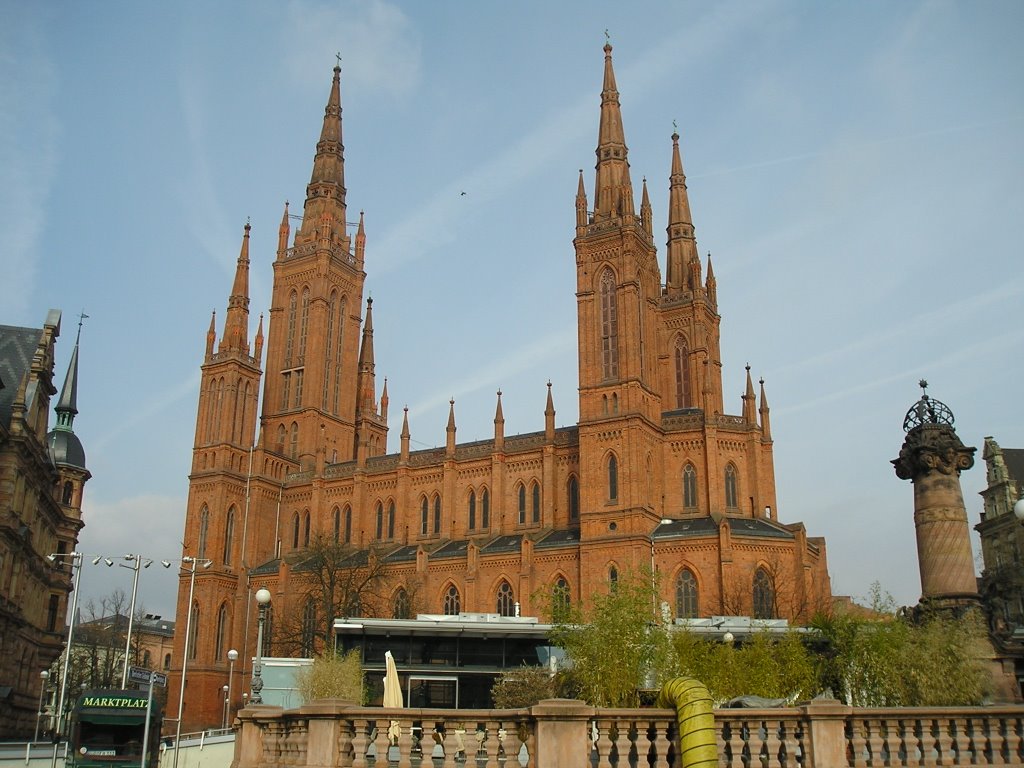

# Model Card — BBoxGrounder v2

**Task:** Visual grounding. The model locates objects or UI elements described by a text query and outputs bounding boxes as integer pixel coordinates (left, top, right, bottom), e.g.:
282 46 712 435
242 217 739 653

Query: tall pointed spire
253 313 264 363
400 406 410 460
493 390 505 451
220 222 251 354
640 177 653 237
277 201 290 258
545 381 555 441
742 365 757 424
54 322 82 430
666 131 700 294
446 399 457 456
297 63 347 242
705 253 717 305
759 377 772 439
356 297 376 415
205 310 216 358
593 42 635 220
575 169 588 230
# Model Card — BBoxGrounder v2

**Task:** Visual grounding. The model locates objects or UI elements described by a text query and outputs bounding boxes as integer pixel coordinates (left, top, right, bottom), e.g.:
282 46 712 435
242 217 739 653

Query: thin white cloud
407 326 576 422
0 13 59 322
91 369 202 454
283 0 421 98
372 4 775 274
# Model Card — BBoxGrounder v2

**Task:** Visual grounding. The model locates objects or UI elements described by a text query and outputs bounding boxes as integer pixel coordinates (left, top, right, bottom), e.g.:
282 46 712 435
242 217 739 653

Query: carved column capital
893 424 975 480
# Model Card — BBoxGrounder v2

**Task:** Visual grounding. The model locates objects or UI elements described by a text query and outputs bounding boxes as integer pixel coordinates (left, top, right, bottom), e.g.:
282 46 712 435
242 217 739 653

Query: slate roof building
0 311 88 737
170 45 833 730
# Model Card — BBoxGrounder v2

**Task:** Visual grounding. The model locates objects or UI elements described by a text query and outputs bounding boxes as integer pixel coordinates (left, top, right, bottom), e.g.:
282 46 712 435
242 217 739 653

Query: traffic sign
128 666 167 687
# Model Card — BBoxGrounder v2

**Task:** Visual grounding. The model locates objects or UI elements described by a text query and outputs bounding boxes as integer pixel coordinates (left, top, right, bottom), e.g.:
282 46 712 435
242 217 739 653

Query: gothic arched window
298 287 310 361
568 476 579 521
332 297 347 414
291 512 300 549
188 603 200 660
393 588 410 620
387 501 396 539
215 603 228 660
481 488 490 528
552 577 570 621
725 464 738 509
303 510 311 547
517 483 527 524
323 291 336 410
197 505 209 559
223 507 235 565
468 490 476 531
420 497 429 536
375 502 384 540
496 581 515 617
433 496 442 534
301 598 317 657
443 585 461 616
285 289 298 365
344 505 352 543
607 454 619 502
674 337 691 409
333 506 341 542
753 567 775 619
675 569 698 618
531 481 541 523
600 268 619 379
290 422 299 459
608 565 619 591
683 464 698 509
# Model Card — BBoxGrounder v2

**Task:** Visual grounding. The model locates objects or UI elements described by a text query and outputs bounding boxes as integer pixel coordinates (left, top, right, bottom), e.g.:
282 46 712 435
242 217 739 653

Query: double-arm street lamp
167 556 211 768
46 551 83 768
95 553 155 687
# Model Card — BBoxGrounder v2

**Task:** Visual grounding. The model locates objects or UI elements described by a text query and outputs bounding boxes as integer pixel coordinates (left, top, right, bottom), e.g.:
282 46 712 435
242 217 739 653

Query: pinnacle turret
593 43 635 221
219 223 251 354
666 132 700 294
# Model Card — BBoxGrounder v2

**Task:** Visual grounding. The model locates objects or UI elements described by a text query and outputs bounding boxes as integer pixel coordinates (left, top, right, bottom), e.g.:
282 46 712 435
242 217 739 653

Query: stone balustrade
232 699 1024 767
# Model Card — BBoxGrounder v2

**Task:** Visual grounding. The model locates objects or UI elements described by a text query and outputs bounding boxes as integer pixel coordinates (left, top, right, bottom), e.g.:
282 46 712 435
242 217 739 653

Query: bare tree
275 535 389 656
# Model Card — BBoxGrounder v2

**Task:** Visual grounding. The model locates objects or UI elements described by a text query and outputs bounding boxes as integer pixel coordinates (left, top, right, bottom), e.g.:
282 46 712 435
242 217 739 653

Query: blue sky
3 1 1022 620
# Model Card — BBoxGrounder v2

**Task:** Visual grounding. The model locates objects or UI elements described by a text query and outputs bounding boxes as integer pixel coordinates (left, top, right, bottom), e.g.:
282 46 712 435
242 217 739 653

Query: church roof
430 539 469 559
0 324 43 428
535 529 581 549
384 545 418 563
481 535 522 554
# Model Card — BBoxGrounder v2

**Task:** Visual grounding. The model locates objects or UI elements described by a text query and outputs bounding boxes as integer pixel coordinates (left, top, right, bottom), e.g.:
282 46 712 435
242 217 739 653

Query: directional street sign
128 665 167 687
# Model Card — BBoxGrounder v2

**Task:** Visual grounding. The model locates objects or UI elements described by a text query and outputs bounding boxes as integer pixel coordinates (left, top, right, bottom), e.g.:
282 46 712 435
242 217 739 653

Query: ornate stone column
892 382 978 610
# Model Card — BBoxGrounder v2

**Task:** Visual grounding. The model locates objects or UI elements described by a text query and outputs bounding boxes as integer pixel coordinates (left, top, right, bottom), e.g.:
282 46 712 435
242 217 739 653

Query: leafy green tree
549 570 670 707
670 629 817 705
812 583 991 706
294 649 365 704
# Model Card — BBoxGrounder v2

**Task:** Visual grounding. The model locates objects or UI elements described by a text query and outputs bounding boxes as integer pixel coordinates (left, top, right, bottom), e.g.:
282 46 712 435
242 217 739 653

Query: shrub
294 648 365 704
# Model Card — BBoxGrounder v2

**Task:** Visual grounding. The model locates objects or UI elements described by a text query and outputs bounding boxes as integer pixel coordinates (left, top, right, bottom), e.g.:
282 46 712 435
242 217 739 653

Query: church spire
743 364 757 424
205 310 216 358
545 381 555 441
593 42 635 220
297 63 347 241
759 377 772 439
666 131 699 294
356 297 376 415
277 201 290 258
220 222 251 354
54 321 82 431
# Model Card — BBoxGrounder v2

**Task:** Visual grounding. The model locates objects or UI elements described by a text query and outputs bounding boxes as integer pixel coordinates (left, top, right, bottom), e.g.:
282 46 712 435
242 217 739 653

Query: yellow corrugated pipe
656 677 719 768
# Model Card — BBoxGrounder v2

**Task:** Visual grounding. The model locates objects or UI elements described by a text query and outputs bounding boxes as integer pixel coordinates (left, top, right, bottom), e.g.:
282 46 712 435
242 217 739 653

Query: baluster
883 719 902 767
727 718 747 768
761 718 780 768
518 719 535 768
868 718 887 768
649 717 671 768
482 719 501 767
933 717 953 767
952 717 971 766
395 717 414 768
441 722 461 768
593 718 615 768
373 721 391 767
613 717 633 768
351 718 370 768
847 718 868 768
337 717 355 767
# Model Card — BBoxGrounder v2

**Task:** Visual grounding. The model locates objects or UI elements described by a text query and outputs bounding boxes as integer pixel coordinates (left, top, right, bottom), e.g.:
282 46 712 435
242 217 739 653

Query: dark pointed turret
593 43 635 220
48 320 88 473
356 298 376 416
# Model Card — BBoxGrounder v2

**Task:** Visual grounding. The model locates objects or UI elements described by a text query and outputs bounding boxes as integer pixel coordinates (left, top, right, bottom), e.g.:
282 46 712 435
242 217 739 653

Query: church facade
170 45 832 730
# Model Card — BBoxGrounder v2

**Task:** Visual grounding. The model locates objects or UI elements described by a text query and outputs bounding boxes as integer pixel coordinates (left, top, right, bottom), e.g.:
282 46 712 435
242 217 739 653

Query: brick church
170 44 832 730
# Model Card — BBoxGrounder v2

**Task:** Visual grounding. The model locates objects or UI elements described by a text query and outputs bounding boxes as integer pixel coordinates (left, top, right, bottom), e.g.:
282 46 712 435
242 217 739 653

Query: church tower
574 44 666 556
259 63 385 469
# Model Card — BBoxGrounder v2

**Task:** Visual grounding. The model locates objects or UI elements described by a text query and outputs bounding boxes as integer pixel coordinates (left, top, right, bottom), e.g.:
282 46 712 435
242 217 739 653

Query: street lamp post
34 670 49 742
250 589 271 705
48 551 83 768
118 554 152 688
169 556 211 768
226 648 238 726
221 685 229 729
